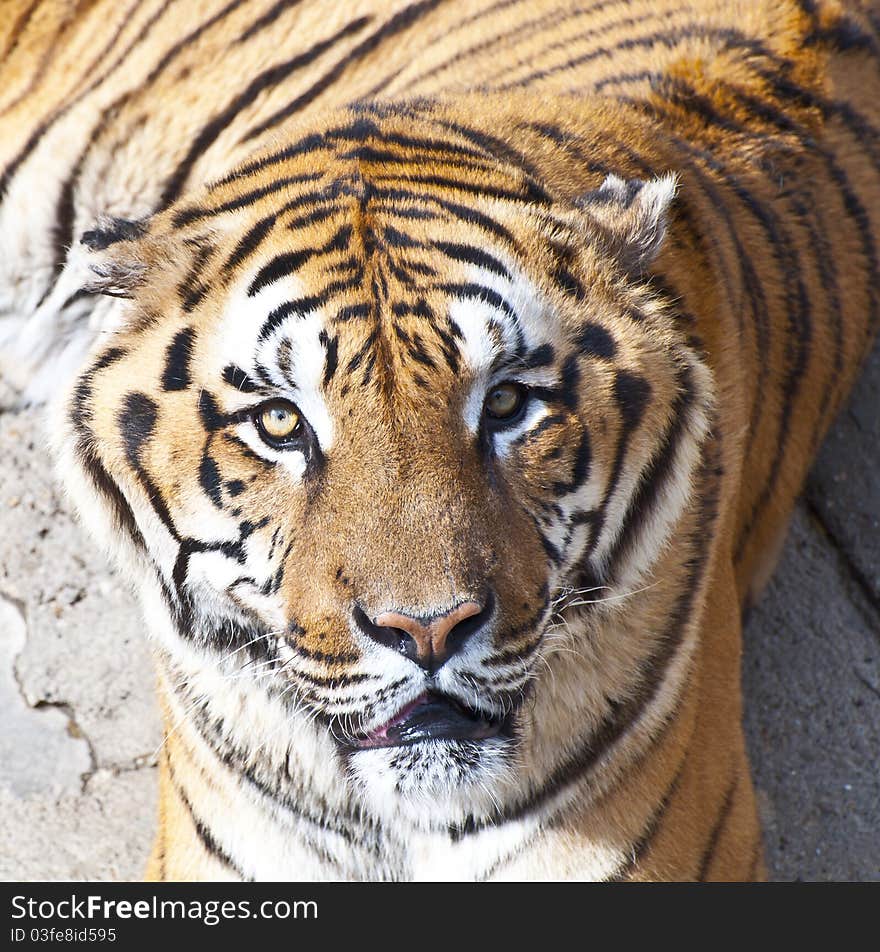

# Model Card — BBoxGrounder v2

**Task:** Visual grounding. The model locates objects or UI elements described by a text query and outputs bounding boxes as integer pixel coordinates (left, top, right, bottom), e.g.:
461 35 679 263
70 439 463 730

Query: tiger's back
2 0 879 881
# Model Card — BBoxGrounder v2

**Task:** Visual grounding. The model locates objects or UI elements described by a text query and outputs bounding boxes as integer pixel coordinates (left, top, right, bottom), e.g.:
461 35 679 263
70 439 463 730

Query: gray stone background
0 342 877 882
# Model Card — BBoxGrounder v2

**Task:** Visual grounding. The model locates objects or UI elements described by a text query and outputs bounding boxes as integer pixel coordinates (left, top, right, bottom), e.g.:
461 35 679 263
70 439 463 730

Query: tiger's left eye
484 382 527 422
255 400 301 445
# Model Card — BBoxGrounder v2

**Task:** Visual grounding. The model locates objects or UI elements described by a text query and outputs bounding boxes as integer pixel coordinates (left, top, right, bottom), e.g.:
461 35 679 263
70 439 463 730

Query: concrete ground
0 344 877 882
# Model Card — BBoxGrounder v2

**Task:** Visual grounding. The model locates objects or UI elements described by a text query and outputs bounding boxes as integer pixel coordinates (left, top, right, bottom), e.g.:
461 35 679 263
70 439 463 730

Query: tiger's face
59 113 713 827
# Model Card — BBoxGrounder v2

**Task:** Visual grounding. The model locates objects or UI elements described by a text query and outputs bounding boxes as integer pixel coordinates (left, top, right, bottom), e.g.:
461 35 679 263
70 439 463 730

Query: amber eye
255 400 301 445
484 382 527 423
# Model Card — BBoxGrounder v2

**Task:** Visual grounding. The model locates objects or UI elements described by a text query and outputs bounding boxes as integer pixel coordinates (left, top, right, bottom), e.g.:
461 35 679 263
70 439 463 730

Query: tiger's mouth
349 692 513 750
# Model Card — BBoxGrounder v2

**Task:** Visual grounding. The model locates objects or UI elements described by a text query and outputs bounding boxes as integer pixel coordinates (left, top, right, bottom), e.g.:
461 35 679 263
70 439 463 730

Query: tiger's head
56 106 714 828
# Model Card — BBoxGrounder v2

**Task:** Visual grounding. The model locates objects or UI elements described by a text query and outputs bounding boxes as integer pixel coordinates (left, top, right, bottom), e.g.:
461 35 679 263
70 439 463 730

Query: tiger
1 0 878 881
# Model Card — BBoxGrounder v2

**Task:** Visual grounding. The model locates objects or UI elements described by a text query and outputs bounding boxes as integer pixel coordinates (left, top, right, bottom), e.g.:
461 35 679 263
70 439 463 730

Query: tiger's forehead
170 175 564 418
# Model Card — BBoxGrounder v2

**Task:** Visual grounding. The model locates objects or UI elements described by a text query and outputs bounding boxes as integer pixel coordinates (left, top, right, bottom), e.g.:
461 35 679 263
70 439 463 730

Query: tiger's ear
78 217 150 298
575 174 677 279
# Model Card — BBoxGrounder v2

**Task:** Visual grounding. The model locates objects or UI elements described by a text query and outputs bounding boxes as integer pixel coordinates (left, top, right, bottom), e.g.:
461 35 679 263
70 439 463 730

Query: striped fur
2 0 879 881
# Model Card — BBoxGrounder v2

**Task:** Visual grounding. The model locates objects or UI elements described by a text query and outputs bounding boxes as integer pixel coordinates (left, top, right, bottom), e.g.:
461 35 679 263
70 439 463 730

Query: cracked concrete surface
0 342 878 882
0 389 161 881
0 593 92 798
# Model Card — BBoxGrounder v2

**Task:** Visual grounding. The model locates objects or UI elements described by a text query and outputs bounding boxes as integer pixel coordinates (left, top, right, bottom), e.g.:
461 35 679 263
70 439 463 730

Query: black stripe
241 0 445 142
259 296 323 340
607 753 687 882
407 2 585 89
180 242 216 313
332 111 506 166
288 668 375 690
68 346 128 431
248 250 315 296
483 593 552 667
551 428 592 495
161 327 196 391
172 517 272 608
576 323 617 360
226 480 246 497
282 641 360 666
675 157 812 565
632 67 865 476
119 391 157 467
581 365 653 560
596 122 769 454
481 1 686 90
286 204 337 230
234 0 304 45
434 241 512 280
360 165 538 204
74 439 148 557
67 349 149 556
199 453 223 508
213 132 329 188
620 54 878 536
165 757 251 880
347 184 521 251
512 413 567 448
321 331 339 386
118 392 181 542
0 3 79 117
172 172 322 228
603 362 695 584
435 282 519 322
614 369 652 430
705 87 880 551
346 330 379 373
223 214 276 275
40 134 101 309
140 0 252 93
159 16 372 207
499 24 790 92
0 0 42 66
222 364 260 393
697 773 740 881
421 114 549 193
198 389 233 431
333 143 499 181
80 217 146 251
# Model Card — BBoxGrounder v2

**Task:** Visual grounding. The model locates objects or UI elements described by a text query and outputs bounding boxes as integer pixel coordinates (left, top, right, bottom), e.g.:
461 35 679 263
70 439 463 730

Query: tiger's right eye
254 400 302 447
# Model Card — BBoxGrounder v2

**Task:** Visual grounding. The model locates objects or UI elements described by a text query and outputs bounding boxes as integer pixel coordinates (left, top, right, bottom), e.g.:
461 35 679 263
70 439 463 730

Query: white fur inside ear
578 173 678 277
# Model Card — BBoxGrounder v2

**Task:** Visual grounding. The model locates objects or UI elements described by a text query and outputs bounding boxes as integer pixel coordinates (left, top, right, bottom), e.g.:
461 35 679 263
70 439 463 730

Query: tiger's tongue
361 695 429 747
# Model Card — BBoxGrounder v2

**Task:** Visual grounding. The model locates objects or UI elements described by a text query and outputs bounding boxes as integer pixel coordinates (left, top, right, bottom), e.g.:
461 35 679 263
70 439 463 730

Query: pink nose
355 597 493 672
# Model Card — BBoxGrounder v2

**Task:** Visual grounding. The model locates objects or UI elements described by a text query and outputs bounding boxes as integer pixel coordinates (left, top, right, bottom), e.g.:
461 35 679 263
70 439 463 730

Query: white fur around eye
492 400 551 458
254 311 335 452
210 265 335 454
235 421 308 482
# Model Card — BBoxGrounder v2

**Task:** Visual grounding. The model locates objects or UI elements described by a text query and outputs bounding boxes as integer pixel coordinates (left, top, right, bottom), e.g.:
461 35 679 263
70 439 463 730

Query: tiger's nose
353 595 494 673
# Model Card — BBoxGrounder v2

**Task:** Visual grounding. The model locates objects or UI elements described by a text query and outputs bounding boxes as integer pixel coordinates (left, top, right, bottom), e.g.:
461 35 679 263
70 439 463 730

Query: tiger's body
1 0 878 881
